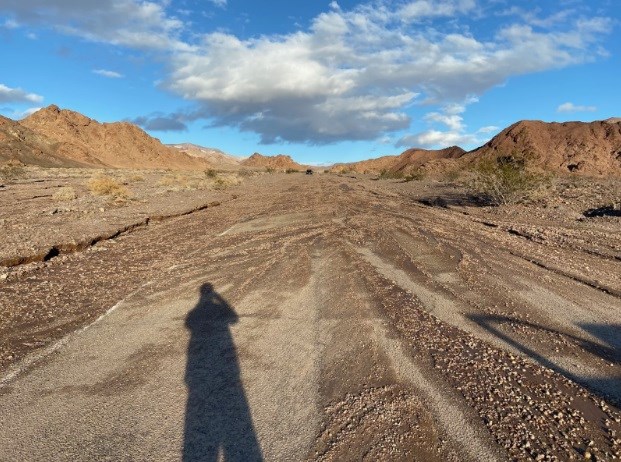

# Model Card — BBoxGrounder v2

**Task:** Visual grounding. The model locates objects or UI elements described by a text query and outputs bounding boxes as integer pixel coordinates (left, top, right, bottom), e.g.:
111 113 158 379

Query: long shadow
184 283 263 462
468 314 621 406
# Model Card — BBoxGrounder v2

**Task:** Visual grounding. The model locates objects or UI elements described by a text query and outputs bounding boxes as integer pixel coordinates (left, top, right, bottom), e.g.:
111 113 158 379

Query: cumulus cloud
397 97 497 149
162 2 611 143
0 0 190 50
93 69 123 78
1 0 612 144
557 102 597 113
130 113 188 132
0 83 43 103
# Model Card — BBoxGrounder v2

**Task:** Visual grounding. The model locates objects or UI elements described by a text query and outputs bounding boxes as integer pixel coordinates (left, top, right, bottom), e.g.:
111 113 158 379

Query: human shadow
468 314 621 406
183 283 263 462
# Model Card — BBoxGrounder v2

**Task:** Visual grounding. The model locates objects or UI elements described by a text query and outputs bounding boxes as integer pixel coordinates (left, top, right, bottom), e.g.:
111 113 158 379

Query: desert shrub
52 186 77 201
129 174 145 182
378 169 404 180
213 175 241 190
237 168 253 178
205 169 218 178
0 161 26 182
468 154 543 205
265 167 276 174
87 175 130 199
285 168 299 174
404 169 425 182
443 169 461 182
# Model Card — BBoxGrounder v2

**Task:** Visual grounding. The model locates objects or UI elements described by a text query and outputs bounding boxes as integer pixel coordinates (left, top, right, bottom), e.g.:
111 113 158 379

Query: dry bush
53 186 77 201
265 167 276 174
87 175 131 199
205 169 218 178
468 154 546 206
213 175 241 190
0 161 26 182
129 174 145 182
237 168 254 178
285 168 299 174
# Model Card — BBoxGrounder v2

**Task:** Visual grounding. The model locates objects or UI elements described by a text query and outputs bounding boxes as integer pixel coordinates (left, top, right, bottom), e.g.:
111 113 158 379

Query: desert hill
169 143 242 167
241 153 306 171
0 115 91 168
14 105 208 170
466 119 621 175
330 146 466 174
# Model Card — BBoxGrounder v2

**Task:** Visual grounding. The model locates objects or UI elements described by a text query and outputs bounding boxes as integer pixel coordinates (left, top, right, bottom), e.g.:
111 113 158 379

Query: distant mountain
15 105 208 170
467 119 621 175
169 143 243 167
241 153 306 171
329 146 465 174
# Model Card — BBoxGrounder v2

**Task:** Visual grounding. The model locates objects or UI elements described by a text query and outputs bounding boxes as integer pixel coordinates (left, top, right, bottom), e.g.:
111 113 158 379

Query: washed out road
1 174 620 461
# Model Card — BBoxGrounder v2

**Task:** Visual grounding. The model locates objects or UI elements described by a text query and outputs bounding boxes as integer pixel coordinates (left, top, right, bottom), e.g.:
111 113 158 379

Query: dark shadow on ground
417 192 491 208
468 314 621 406
583 205 621 218
184 283 263 462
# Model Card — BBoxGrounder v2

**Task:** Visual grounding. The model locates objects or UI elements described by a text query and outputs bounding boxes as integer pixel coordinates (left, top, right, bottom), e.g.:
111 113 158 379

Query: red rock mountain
241 153 306 171
467 119 621 175
330 146 466 174
11 105 208 170
0 115 90 167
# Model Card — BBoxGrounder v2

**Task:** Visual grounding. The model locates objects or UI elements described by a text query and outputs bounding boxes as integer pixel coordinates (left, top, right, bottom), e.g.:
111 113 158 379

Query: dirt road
1 174 620 461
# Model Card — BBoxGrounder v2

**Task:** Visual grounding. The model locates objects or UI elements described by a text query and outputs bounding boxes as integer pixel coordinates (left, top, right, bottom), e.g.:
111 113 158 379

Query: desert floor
1 170 620 461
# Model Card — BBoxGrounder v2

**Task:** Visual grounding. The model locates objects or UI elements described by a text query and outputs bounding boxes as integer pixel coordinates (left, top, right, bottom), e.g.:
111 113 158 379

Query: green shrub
403 169 425 182
378 169 404 180
468 154 543 205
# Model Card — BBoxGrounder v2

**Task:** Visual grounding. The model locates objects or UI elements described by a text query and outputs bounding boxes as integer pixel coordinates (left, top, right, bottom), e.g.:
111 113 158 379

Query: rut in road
1 175 620 461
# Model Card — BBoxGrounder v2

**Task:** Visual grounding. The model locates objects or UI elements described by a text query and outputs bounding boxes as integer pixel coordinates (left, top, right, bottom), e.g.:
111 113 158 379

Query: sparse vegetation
285 168 299 174
205 169 218 178
52 186 77 201
468 154 544 205
87 175 131 200
403 169 425 182
129 174 145 182
443 169 461 183
265 167 276 174
0 161 26 182
378 169 404 180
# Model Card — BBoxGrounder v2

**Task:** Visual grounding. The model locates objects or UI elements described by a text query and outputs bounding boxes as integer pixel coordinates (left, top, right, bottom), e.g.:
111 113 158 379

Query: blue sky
0 0 619 164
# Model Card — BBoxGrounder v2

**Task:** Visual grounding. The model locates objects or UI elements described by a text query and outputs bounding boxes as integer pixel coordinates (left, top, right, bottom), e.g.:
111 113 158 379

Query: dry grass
0 161 26 182
52 186 77 201
87 175 131 199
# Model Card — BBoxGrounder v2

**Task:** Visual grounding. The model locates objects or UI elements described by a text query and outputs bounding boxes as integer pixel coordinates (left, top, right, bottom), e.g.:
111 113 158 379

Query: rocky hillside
241 153 306 171
169 143 242 167
0 115 90 168
330 146 466 174
14 105 208 170
467 119 621 175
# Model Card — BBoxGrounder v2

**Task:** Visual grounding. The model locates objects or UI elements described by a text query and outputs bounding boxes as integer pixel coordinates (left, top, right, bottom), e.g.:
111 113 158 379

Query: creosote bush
468 154 544 205
205 169 218 178
378 169 404 180
285 168 299 174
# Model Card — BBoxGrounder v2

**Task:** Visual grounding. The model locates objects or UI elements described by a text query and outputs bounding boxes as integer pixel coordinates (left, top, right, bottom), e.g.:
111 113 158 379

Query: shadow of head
186 283 239 330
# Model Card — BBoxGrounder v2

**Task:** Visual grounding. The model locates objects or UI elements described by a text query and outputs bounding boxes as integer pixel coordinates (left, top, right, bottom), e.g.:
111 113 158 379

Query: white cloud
476 125 499 134
1 0 612 144
557 102 597 113
161 2 611 143
19 106 43 118
93 69 124 78
207 0 227 8
0 83 43 103
398 130 479 148
0 0 190 51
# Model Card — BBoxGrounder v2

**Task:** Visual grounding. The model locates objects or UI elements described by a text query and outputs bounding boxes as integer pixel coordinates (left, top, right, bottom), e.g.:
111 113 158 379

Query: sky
0 0 619 165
